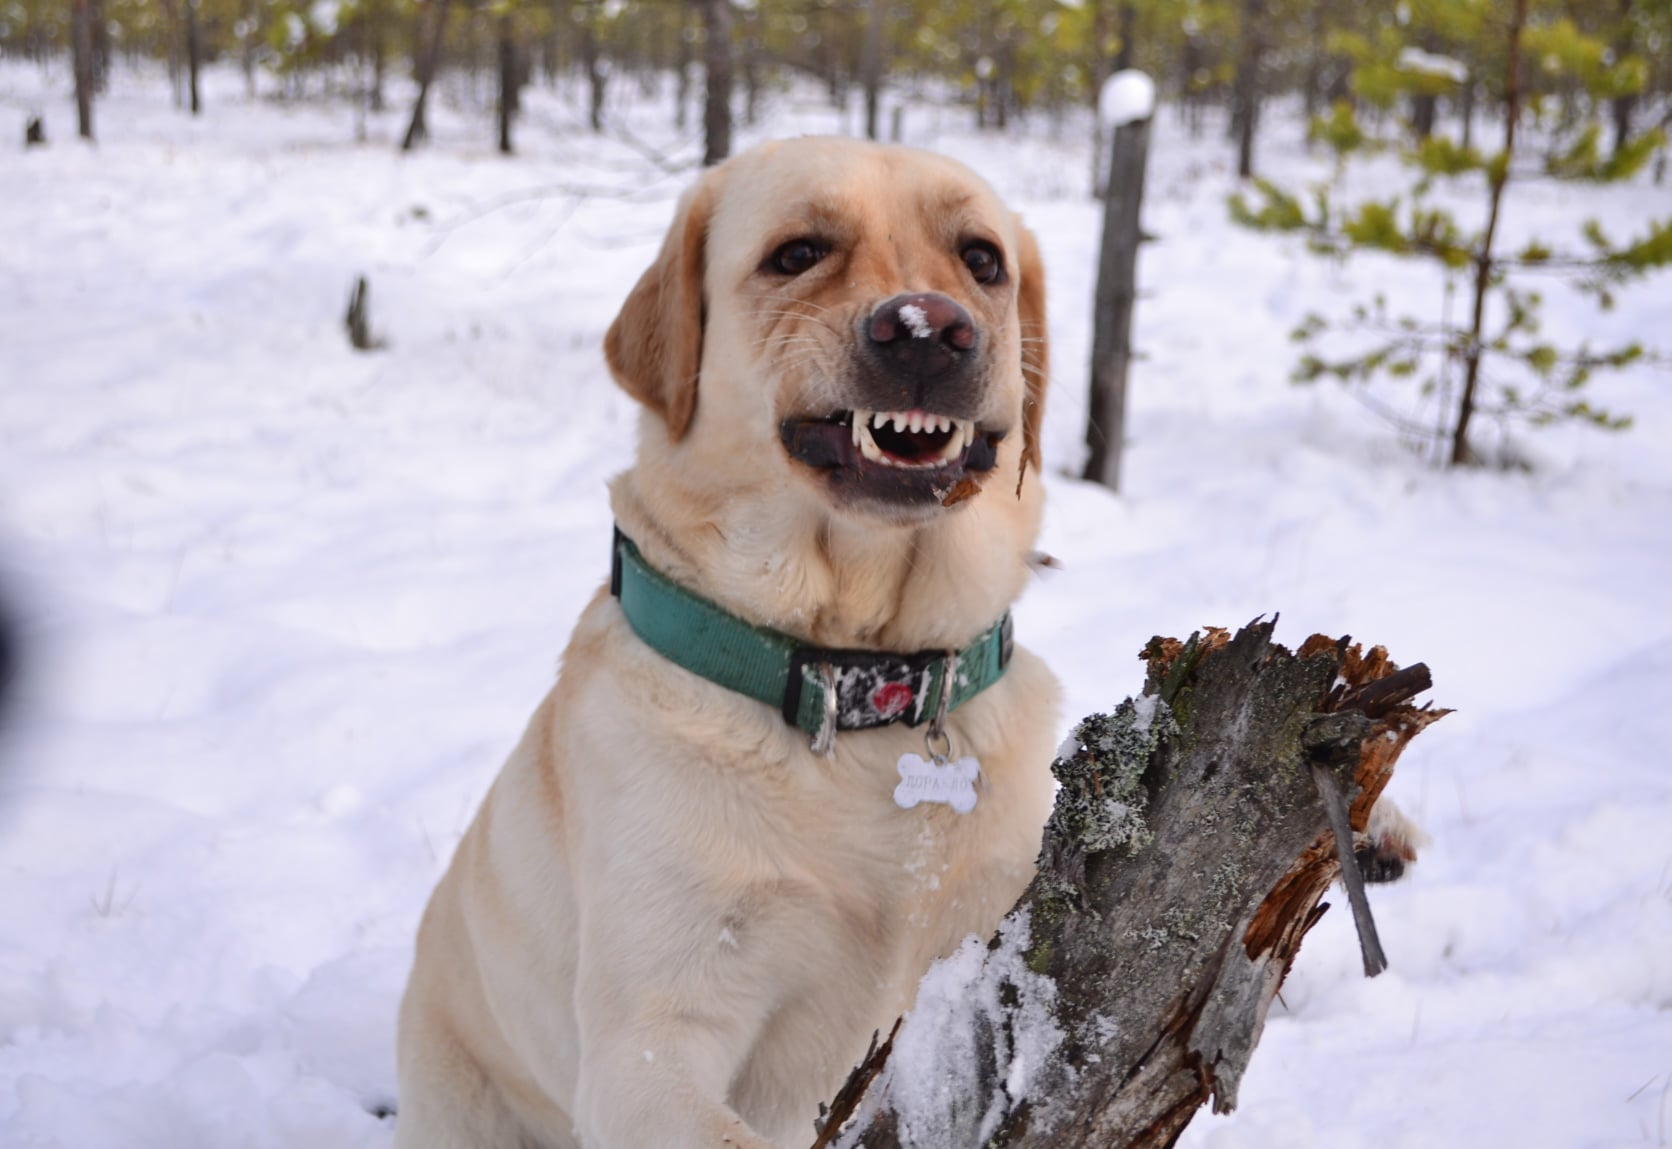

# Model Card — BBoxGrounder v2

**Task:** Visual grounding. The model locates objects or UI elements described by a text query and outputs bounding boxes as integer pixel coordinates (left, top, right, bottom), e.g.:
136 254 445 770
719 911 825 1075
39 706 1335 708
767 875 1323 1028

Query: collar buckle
783 645 944 736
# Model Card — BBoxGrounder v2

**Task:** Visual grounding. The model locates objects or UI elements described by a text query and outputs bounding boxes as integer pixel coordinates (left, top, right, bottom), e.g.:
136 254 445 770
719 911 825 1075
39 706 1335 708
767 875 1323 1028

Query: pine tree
1233 0 1671 466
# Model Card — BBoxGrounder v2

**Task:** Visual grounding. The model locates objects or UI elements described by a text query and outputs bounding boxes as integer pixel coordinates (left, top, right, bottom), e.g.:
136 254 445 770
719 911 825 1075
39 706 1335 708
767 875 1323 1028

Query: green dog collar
609 527 1012 745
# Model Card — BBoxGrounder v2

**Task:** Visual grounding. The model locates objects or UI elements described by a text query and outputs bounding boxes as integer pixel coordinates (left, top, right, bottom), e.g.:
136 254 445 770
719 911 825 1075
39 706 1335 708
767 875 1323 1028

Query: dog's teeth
852 410 869 447
910 411 925 433
935 415 950 434
890 412 906 432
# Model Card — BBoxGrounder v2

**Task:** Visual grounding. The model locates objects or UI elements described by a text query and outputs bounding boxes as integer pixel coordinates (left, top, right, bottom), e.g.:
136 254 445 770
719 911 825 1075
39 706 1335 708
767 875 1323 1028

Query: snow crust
0 60 1669 1149
1099 69 1156 127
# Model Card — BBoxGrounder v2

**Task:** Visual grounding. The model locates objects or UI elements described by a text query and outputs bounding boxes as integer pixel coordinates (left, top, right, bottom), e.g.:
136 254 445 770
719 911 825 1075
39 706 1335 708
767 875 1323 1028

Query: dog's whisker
747 307 845 337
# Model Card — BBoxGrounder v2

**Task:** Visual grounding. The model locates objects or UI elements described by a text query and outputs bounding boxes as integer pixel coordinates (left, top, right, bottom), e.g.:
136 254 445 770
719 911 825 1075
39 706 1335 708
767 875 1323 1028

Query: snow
2 61 1670 1148
1100 70 1156 128
898 302 933 339
1397 47 1469 83
835 909 1063 1148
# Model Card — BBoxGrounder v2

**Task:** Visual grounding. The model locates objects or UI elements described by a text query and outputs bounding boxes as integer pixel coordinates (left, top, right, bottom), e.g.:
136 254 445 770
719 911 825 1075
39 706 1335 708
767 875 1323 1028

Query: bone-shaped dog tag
893 753 981 815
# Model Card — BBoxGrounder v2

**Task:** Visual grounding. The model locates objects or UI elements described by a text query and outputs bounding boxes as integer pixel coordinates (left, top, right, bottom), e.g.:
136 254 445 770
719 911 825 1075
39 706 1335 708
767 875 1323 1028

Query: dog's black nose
866 293 977 379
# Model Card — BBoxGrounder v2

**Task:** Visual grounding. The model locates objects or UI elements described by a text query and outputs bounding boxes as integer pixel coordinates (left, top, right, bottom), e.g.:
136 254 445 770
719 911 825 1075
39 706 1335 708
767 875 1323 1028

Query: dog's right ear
604 176 720 441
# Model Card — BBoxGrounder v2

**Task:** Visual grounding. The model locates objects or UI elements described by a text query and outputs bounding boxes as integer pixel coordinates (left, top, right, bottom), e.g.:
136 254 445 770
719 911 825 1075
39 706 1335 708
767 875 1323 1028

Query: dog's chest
718 737 1037 1138
745 729 1034 985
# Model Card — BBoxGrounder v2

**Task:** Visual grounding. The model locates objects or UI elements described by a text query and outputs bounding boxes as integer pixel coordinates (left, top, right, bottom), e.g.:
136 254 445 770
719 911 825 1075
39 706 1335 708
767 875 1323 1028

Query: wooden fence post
1083 71 1154 493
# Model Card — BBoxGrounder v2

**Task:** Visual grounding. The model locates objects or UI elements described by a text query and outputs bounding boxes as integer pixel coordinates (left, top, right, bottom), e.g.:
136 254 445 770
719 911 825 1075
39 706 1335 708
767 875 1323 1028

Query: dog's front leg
573 1028 779 1149
567 897 787 1149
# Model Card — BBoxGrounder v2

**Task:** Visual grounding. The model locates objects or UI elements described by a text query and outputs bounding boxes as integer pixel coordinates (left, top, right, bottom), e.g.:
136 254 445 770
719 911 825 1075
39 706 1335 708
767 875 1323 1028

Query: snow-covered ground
1 61 1669 1149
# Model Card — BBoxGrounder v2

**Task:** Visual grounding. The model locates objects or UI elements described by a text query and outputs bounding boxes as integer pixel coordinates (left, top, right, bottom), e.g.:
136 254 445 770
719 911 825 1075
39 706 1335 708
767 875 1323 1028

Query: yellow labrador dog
395 137 1059 1149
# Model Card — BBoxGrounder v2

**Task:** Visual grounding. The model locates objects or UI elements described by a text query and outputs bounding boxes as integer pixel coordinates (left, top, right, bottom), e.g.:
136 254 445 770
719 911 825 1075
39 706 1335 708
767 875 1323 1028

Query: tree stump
811 619 1446 1149
345 275 383 352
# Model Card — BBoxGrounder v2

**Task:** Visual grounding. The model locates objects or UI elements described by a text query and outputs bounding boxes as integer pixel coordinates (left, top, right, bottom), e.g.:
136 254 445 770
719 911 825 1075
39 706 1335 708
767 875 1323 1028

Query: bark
401 0 452 152
72 0 94 139
1082 114 1151 493
812 621 1446 1149
700 0 733 166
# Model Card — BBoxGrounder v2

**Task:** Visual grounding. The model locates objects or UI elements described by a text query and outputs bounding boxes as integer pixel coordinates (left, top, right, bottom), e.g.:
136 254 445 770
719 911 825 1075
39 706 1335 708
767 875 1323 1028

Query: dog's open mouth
854 409 975 468
780 408 1004 508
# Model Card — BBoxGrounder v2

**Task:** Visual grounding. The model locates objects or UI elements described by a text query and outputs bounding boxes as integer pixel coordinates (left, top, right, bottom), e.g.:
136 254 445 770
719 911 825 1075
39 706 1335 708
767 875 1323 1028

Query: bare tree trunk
1089 0 1113 196
186 0 202 115
1082 112 1150 492
497 9 517 154
700 0 733 166
1612 0 1638 156
401 0 452 151
1452 0 1527 467
542 0 563 85
368 0 388 111
995 38 1012 130
1409 35 1442 140
91 0 110 92
242 0 259 99
1180 32 1204 138
861 0 883 140
161 0 183 107
1302 0 1329 125
1232 0 1264 178
1460 73 1475 150
675 0 693 130
739 1 761 127
812 623 1445 1149
578 8 607 133
72 0 94 139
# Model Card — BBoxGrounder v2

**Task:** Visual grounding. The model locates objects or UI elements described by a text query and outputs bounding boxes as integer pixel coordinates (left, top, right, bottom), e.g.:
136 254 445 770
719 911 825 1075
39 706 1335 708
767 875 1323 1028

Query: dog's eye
961 242 1004 286
768 240 827 276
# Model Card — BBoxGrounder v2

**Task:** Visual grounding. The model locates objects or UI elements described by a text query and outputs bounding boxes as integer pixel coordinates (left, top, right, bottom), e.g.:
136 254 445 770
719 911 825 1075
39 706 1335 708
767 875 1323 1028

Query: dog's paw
1354 797 1429 885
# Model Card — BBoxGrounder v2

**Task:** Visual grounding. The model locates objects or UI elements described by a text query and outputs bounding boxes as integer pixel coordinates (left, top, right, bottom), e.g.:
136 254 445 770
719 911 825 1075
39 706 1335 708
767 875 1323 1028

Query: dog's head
605 138 1047 528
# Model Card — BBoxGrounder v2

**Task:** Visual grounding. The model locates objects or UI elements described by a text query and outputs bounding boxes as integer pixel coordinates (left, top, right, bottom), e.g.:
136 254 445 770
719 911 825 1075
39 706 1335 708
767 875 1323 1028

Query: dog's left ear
604 174 721 441
1013 219 1049 493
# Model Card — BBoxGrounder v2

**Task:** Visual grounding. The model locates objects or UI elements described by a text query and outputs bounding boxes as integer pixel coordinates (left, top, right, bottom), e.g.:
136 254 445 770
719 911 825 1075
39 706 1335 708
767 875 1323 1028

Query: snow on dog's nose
865 293 978 382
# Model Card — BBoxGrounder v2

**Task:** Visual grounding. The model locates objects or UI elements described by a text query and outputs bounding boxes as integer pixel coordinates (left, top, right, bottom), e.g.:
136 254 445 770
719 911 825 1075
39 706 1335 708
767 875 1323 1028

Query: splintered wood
811 619 1447 1149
